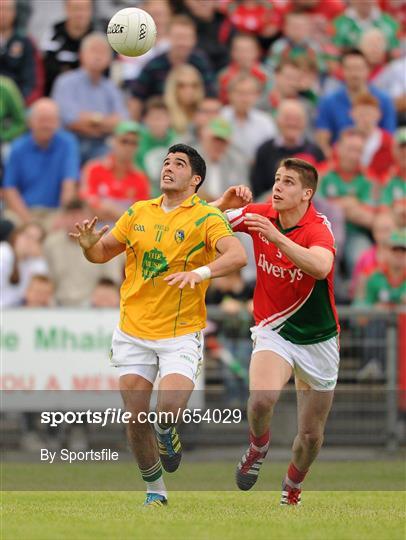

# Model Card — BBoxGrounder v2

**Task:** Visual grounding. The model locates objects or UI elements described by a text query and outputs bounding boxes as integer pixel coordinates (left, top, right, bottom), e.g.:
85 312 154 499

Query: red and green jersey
227 203 339 345
319 169 374 233
332 9 399 51
379 175 406 207
363 268 406 306
267 38 326 73
217 62 268 104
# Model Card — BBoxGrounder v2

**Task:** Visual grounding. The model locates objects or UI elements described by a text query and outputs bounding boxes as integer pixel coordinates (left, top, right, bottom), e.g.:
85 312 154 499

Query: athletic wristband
192 266 211 280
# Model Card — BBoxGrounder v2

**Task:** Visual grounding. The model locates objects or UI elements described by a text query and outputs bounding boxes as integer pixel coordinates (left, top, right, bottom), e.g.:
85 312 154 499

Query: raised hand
244 213 279 243
212 185 253 211
69 217 109 250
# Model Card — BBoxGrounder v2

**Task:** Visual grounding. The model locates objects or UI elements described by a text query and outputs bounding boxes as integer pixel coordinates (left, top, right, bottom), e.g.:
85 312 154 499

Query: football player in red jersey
225 158 340 505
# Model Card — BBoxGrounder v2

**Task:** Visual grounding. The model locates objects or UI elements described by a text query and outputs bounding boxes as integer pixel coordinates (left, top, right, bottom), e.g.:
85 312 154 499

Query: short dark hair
278 158 318 195
274 57 301 73
144 96 168 115
96 277 119 289
341 48 366 64
167 144 206 192
169 14 196 32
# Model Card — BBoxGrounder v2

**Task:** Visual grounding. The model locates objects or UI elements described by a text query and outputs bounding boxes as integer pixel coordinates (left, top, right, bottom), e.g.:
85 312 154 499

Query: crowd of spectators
0 0 405 316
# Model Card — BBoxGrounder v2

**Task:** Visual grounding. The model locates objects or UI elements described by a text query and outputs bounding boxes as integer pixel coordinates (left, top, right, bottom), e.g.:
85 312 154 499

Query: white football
107 7 157 57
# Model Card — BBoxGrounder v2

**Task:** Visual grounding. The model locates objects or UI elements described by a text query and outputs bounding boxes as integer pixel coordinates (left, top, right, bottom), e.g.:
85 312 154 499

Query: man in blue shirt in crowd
315 49 396 158
51 32 128 164
3 97 79 226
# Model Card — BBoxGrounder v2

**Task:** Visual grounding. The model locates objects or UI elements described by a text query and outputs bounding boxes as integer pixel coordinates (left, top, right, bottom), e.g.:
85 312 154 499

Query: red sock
287 462 308 485
249 430 270 449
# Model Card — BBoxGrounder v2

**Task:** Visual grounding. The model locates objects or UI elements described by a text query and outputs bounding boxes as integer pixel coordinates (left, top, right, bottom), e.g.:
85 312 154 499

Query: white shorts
251 326 340 391
110 327 204 384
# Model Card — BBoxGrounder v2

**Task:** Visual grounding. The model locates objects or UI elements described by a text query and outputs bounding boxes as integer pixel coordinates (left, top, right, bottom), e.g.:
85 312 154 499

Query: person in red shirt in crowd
220 0 283 39
379 128 406 213
379 0 406 38
278 0 345 46
217 33 267 104
281 0 345 22
80 121 150 222
350 92 394 183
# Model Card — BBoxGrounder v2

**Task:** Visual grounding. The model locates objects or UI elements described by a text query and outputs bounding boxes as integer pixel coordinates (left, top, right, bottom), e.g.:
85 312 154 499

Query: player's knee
120 383 151 413
299 431 323 450
250 392 278 417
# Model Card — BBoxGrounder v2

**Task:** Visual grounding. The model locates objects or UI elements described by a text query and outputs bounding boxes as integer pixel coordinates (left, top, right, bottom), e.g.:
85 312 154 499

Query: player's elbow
233 248 248 269
313 262 332 280
84 252 105 264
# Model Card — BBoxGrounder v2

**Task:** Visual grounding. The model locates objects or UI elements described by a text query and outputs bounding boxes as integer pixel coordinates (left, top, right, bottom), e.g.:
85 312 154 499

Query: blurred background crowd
1 0 405 313
1 0 405 451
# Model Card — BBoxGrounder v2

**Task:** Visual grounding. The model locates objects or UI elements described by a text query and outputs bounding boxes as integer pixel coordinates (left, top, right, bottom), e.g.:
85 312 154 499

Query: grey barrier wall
203 305 405 449
1 307 405 450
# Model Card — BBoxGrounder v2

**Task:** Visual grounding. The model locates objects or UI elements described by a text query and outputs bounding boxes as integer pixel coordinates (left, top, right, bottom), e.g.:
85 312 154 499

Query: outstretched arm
69 217 126 263
164 236 247 289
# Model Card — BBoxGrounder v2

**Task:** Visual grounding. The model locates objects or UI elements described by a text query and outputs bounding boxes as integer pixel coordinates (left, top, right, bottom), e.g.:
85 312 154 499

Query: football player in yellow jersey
71 144 251 507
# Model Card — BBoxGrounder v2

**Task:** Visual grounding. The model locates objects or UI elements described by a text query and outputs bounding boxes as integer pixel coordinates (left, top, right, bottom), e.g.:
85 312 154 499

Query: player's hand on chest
255 232 291 265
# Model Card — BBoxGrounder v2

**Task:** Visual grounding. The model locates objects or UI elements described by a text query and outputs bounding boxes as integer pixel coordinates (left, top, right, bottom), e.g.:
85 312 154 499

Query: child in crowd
135 97 176 197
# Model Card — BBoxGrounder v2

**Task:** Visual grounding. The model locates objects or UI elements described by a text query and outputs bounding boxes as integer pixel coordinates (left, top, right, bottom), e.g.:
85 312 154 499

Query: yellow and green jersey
111 194 233 339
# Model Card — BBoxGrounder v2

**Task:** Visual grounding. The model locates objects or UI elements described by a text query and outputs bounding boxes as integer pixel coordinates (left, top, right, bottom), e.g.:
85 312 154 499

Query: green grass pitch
2 461 405 540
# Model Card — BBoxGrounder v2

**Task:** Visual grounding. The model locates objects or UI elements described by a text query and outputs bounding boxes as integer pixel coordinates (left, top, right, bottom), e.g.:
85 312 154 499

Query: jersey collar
270 202 316 232
296 202 318 226
328 157 364 180
150 193 201 208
